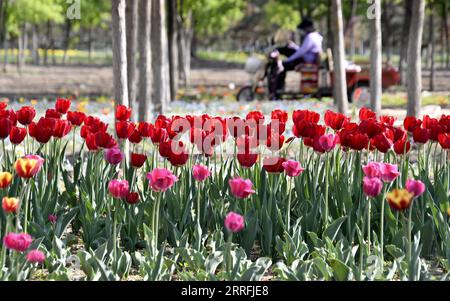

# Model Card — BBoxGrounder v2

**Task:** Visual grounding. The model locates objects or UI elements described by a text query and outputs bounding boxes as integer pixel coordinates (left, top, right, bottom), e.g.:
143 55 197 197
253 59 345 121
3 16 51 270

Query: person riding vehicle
269 18 323 100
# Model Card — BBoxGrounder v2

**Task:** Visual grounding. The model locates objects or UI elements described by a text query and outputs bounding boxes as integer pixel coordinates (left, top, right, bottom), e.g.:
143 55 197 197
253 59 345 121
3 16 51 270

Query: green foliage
180 0 245 38
263 1 301 30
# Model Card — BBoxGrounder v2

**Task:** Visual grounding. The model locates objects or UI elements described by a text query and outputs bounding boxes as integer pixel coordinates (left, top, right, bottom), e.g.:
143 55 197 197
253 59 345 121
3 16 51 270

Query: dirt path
1 60 450 99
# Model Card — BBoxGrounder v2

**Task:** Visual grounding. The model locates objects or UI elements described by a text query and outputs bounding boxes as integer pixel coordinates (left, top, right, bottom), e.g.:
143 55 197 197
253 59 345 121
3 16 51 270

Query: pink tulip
229 177 255 199
108 179 129 199
406 179 425 197
192 164 211 182
104 147 124 165
379 163 400 182
281 160 305 177
48 214 57 224
3 233 33 252
224 212 245 233
318 134 339 152
147 168 178 192
26 249 46 264
363 176 383 197
362 162 382 178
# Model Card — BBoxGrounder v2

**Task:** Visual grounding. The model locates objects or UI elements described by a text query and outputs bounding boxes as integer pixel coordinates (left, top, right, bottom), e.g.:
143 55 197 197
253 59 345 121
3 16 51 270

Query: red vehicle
236 49 401 105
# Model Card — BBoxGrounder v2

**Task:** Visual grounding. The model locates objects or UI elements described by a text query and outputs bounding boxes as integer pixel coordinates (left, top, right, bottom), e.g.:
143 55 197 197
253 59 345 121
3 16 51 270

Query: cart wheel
348 82 370 108
236 86 255 102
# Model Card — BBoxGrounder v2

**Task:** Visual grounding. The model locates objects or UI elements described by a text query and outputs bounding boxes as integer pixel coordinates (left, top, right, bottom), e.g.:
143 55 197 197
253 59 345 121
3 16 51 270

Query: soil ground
0 59 449 119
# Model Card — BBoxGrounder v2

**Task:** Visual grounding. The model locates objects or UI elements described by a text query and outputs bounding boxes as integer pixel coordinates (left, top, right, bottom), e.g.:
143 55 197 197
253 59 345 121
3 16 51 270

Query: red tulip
128 129 142 144
263 157 286 173
55 98 71 114
245 111 265 124
138 122 153 138
412 127 430 144
53 119 72 138
45 108 62 119
67 111 86 126
227 116 246 138
159 140 172 158
130 153 147 168
349 133 369 150
371 133 392 153
324 110 349 130
271 109 288 123
438 133 450 149
168 143 189 167
379 115 396 126
16 106 36 125
293 110 320 124
125 192 140 204
393 137 411 155
116 121 134 139
0 109 17 125
403 116 421 132
237 152 258 168
151 127 168 144
266 131 285 151
29 119 53 144
115 105 132 121
9 126 27 144
0 117 13 139
359 108 376 121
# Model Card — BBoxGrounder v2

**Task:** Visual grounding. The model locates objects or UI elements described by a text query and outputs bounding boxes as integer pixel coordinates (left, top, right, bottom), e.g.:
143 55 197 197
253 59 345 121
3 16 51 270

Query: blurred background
0 0 448 119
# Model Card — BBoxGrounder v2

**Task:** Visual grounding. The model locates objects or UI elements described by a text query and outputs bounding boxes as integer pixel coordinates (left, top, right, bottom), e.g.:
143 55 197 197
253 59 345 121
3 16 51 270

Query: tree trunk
406 0 425 117
429 6 435 91
2 37 7 73
399 0 413 85
44 20 51 66
111 0 129 106
348 0 357 58
137 0 152 122
17 24 27 73
126 0 138 115
331 0 348 114
62 19 72 65
326 0 333 50
168 0 179 101
31 24 40 65
442 2 449 68
0 0 6 46
151 0 170 113
88 27 93 63
370 0 382 114
177 3 193 88
382 0 393 63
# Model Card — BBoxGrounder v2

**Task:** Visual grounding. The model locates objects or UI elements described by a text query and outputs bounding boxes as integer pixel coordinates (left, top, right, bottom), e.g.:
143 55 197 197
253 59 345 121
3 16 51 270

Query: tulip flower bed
0 99 449 281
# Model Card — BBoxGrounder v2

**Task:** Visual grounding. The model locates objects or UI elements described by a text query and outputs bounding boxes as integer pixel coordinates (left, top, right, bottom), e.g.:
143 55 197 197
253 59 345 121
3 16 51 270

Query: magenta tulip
379 163 400 182
406 179 425 197
224 212 245 233
108 179 129 199
104 147 124 165
192 164 211 182
363 176 383 197
26 249 46 264
282 160 305 177
229 177 255 199
318 133 339 152
147 168 178 192
362 162 382 178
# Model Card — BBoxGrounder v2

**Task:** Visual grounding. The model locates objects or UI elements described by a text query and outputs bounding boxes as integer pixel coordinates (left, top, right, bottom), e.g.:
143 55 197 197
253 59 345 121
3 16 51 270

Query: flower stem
324 152 330 229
